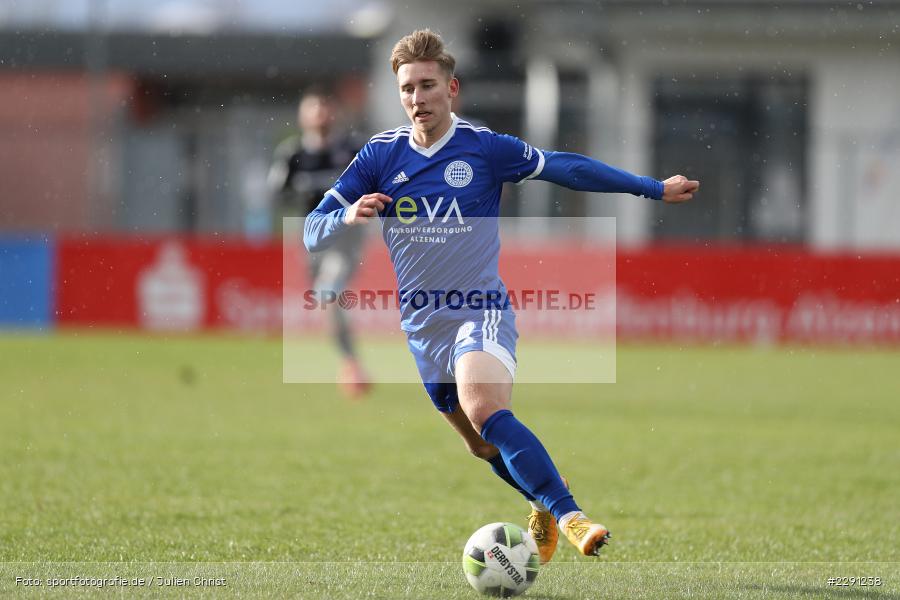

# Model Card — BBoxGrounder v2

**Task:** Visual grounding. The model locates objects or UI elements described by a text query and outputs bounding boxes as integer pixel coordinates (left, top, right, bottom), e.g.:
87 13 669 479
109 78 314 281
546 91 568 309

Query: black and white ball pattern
462 522 540 597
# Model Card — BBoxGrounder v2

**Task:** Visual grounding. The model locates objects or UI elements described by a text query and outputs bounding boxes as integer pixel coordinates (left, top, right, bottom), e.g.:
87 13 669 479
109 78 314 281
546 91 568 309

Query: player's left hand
662 175 700 203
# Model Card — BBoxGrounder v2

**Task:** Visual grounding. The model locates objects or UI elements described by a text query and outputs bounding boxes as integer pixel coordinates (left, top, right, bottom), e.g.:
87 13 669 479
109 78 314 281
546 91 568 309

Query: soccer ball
462 522 540 597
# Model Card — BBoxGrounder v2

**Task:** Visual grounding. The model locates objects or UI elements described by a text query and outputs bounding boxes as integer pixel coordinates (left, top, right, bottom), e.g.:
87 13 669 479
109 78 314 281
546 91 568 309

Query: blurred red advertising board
617 245 900 344
55 236 900 344
56 236 284 332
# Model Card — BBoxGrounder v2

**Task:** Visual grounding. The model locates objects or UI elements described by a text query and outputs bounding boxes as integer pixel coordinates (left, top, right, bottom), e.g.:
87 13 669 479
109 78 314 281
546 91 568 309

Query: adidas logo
391 171 409 184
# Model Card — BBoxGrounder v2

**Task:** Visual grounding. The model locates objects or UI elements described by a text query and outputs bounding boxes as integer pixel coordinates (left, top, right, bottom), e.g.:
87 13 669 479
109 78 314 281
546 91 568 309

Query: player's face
397 61 459 140
298 95 333 133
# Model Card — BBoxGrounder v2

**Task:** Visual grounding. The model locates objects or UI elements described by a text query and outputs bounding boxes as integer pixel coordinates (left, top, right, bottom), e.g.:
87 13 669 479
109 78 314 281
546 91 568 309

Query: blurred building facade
1 0 898 250
370 0 900 249
0 30 370 236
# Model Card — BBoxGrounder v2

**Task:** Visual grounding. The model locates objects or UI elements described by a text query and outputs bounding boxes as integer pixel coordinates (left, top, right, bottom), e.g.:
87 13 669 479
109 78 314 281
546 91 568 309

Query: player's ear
449 77 460 98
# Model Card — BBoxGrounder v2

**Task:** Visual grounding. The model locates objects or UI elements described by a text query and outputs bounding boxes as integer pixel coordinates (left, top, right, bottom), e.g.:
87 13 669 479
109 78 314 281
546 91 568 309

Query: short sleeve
327 142 379 207
489 133 545 184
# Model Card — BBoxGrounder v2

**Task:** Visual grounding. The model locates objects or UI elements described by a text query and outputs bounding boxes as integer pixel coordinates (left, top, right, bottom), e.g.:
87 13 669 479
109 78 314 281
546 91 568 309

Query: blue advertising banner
0 236 54 328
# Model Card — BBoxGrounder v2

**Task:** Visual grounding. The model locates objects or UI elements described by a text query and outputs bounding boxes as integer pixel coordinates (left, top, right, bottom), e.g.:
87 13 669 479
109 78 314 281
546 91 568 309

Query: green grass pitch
1 332 898 598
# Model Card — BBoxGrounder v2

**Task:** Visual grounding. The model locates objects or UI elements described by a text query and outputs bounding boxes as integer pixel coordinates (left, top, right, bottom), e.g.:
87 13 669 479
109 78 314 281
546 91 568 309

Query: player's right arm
303 143 390 252
343 193 392 225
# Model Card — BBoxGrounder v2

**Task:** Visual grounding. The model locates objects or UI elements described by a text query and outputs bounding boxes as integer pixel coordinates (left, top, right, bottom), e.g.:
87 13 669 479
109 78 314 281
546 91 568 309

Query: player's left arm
538 151 699 203
489 133 697 203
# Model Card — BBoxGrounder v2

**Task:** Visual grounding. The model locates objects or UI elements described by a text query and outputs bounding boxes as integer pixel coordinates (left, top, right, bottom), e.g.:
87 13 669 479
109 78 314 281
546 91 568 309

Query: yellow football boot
527 509 558 564
526 476 568 564
561 513 611 556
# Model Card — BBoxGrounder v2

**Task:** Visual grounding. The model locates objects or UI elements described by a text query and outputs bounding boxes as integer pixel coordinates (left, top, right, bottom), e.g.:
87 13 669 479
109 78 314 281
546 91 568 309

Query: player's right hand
343 193 393 225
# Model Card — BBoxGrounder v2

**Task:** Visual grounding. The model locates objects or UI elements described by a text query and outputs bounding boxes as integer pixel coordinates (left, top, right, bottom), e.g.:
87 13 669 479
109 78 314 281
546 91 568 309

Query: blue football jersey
324 114 543 332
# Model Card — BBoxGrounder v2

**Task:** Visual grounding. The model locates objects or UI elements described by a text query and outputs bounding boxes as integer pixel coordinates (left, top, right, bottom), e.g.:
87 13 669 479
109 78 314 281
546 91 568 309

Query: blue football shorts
405 308 518 413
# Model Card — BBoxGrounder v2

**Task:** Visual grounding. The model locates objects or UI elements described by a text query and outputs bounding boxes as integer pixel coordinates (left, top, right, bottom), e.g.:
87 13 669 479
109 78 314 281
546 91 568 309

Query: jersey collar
408 113 459 158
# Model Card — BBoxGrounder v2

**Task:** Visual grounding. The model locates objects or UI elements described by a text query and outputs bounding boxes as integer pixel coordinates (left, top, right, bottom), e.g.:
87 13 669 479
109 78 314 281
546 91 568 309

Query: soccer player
269 89 371 397
304 29 698 562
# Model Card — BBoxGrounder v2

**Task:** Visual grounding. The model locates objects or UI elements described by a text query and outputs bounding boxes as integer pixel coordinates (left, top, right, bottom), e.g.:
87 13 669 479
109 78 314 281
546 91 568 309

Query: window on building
652 75 807 243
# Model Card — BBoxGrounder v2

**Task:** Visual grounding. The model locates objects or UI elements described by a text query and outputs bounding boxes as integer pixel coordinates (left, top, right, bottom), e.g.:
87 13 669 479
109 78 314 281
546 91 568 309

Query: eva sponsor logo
394 195 464 225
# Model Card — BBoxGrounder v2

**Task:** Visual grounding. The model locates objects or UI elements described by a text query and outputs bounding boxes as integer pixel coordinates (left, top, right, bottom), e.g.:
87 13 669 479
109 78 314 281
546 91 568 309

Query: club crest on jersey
444 160 473 188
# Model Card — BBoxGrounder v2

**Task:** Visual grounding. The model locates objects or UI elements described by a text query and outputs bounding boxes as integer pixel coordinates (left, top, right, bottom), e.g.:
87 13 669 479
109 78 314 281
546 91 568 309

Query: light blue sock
480 409 579 521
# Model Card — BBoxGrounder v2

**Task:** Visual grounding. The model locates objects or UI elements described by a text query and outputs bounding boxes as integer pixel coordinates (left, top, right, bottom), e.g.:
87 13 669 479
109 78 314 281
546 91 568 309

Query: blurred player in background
304 30 698 562
269 89 371 397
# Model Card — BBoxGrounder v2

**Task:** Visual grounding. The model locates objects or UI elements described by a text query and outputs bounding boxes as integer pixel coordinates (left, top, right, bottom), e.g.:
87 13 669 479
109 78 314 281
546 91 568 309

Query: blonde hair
390 29 456 76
